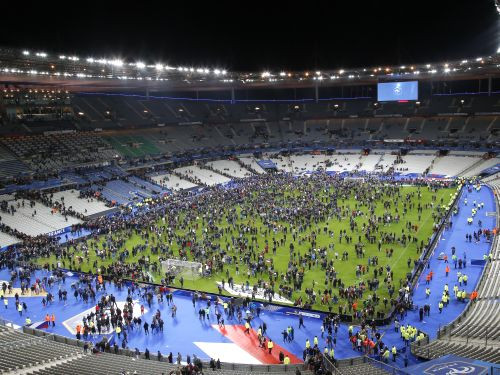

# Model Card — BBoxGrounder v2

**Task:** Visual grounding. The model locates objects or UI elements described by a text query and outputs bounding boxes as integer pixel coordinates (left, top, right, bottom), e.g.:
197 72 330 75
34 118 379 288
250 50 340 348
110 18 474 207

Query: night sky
0 0 497 72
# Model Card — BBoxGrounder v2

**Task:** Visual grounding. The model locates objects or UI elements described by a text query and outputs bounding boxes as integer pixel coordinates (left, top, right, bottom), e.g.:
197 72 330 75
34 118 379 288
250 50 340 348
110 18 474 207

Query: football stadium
0 1 499 374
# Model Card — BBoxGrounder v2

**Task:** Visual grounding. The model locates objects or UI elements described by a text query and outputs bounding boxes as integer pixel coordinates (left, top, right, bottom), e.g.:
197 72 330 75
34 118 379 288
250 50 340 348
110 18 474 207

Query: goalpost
161 259 203 280
344 176 366 183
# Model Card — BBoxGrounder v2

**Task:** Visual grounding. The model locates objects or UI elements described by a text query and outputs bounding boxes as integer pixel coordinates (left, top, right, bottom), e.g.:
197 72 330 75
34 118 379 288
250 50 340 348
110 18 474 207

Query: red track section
213 324 303 364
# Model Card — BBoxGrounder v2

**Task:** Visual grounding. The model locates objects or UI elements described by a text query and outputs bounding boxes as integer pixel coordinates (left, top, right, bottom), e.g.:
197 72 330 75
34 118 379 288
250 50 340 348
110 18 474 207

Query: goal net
344 176 365 183
161 259 202 280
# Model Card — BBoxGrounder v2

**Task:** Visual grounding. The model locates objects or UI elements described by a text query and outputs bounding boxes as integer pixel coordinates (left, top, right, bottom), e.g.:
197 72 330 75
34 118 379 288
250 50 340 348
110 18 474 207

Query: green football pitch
35 182 454 314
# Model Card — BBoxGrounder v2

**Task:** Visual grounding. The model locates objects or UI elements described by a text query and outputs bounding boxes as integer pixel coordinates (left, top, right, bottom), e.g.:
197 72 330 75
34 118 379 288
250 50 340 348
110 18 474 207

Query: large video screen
377 81 418 101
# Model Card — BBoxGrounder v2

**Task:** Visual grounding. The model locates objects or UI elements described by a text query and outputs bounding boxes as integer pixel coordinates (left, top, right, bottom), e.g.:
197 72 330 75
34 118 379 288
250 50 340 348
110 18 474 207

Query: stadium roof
0 47 500 92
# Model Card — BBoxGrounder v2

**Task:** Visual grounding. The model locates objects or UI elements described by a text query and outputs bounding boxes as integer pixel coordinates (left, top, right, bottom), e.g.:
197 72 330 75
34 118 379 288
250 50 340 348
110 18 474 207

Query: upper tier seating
0 133 116 172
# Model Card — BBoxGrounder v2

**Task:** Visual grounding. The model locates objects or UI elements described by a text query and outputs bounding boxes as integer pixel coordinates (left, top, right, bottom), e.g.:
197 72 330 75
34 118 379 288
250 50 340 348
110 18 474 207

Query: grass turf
35 184 454 314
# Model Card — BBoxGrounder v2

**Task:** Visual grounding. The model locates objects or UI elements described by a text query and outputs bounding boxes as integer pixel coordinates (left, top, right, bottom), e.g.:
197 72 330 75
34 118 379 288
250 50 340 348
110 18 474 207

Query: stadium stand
0 324 85 372
205 160 253 178
150 172 198 191
0 133 117 172
2 50 500 375
0 231 19 248
395 153 436 175
460 157 500 177
0 324 311 375
0 195 81 236
50 190 111 217
238 155 267 174
288 154 328 173
324 152 362 173
358 154 382 173
427 155 482 177
174 165 232 186
0 144 30 179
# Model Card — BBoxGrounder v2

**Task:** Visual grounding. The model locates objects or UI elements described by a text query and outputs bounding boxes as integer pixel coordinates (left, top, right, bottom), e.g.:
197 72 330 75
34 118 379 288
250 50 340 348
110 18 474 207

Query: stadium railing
359 356 407 375
321 354 342 375
333 355 405 375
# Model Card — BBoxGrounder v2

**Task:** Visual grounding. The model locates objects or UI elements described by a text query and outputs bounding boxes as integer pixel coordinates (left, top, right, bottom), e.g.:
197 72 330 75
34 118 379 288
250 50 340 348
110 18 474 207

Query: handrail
321 355 342 375
361 356 408 375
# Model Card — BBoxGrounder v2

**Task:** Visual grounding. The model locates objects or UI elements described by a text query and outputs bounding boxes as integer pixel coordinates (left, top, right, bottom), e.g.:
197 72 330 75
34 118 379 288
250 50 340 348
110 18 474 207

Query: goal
344 176 365 183
161 259 202 280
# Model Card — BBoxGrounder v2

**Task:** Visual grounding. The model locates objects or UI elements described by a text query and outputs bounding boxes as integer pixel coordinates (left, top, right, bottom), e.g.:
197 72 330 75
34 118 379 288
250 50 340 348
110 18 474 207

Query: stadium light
36 52 47 57
156 64 164 71
22 50 29 56
221 70 227 75
262 71 271 78
136 62 146 69
110 59 123 67
214 69 221 75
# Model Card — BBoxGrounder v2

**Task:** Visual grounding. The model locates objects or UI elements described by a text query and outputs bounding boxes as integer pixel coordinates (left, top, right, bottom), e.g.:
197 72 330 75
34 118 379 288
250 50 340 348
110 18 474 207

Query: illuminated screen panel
377 81 418 101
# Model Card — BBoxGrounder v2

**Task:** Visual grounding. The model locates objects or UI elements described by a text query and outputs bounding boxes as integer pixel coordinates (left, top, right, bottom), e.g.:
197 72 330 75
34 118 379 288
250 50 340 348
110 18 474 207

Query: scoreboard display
377 81 418 101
